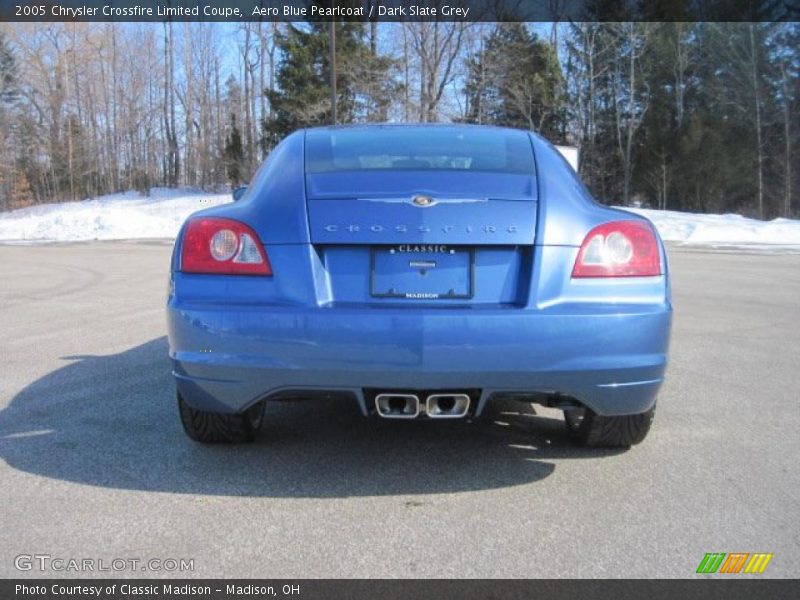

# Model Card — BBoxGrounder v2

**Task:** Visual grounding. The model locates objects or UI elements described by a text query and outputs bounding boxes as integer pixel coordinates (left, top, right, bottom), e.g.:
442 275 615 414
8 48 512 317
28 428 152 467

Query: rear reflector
181 217 272 275
572 220 661 278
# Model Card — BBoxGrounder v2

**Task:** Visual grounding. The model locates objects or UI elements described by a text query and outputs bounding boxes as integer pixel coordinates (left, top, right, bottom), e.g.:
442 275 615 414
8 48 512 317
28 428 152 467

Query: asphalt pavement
0 241 798 578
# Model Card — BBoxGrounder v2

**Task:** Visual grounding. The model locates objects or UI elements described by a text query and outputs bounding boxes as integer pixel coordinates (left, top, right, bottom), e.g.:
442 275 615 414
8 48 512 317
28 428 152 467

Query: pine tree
0 33 18 210
0 32 16 105
264 20 394 143
224 114 244 185
463 24 566 141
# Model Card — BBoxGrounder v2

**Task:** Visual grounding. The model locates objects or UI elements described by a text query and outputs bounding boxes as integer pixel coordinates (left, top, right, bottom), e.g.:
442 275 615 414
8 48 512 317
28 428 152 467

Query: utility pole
330 21 337 125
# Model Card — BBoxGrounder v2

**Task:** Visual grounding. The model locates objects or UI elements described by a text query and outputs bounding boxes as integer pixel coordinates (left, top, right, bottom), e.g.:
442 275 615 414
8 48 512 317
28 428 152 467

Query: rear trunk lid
303 125 537 305
306 170 537 245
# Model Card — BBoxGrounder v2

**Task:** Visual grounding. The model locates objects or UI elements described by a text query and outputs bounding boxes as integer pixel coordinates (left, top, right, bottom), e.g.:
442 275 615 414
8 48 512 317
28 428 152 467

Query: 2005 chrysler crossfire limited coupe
167 125 672 447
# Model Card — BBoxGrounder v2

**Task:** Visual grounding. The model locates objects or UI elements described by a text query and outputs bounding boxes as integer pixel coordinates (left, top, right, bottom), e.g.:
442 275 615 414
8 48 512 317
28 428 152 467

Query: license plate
370 245 473 299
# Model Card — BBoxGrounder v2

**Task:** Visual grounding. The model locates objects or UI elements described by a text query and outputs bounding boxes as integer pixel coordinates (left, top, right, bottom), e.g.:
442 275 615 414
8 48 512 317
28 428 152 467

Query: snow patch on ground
0 188 231 243
0 189 799 252
622 207 800 251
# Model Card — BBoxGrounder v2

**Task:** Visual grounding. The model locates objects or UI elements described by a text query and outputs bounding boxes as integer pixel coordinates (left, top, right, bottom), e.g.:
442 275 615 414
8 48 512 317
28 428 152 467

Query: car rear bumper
167 300 671 417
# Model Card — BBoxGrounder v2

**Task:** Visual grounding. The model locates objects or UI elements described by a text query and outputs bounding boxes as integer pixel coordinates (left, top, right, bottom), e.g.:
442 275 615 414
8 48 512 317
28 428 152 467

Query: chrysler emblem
412 195 435 207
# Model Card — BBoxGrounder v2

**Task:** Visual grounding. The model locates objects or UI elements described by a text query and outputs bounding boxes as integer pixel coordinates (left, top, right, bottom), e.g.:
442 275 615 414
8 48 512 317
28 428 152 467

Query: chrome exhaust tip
426 393 471 419
375 393 420 419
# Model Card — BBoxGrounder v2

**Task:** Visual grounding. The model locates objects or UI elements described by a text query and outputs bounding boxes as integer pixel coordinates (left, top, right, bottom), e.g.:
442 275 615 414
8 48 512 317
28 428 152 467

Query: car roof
303 122 533 135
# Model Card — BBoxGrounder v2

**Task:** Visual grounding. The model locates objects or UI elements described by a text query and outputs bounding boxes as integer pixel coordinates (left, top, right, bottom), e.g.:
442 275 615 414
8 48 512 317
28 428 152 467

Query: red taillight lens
572 220 661 278
181 217 272 275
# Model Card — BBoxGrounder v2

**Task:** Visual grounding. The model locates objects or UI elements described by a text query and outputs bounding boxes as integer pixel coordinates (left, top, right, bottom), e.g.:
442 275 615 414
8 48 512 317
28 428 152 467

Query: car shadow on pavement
0 337 624 497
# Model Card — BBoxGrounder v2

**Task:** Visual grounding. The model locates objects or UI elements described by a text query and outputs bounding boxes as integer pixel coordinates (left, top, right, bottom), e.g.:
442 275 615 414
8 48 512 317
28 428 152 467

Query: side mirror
232 186 248 202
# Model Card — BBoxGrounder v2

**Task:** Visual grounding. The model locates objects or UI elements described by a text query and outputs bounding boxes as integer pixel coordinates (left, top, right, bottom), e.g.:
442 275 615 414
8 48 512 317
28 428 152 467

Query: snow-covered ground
0 188 799 251
622 207 800 251
0 188 232 243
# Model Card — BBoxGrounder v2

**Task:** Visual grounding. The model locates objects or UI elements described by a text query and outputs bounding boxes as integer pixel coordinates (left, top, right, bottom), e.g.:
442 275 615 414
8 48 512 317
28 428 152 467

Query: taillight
572 220 661 278
181 217 272 275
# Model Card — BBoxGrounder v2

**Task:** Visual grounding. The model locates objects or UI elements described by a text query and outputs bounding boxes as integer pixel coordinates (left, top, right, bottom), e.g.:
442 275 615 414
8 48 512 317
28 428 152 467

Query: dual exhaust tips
375 393 470 419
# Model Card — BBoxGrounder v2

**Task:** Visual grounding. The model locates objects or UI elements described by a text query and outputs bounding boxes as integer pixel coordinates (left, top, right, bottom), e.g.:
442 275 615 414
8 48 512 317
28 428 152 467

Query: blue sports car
167 124 671 447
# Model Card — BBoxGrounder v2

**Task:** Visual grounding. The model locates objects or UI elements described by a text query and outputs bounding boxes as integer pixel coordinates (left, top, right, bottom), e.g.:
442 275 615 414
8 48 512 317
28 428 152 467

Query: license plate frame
370 245 474 300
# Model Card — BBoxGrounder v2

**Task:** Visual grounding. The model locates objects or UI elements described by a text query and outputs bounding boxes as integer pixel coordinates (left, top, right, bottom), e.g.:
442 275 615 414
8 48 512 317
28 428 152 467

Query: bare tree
709 23 775 218
405 21 468 122
778 54 793 218
611 23 651 205
163 22 179 187
749 24 765 219
565 23 615 198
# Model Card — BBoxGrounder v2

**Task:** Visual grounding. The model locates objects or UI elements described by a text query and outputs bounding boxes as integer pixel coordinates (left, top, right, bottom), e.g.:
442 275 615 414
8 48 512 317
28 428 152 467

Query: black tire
178 392 265 444
564 405 655 448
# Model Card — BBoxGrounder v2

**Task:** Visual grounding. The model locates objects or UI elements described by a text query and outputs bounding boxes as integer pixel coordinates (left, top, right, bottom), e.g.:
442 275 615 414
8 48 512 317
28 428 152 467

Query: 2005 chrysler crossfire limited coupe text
167 125 672 447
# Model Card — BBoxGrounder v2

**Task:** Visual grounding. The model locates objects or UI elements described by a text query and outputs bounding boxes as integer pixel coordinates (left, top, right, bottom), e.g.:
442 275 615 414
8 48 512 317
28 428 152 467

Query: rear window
305 126 535 175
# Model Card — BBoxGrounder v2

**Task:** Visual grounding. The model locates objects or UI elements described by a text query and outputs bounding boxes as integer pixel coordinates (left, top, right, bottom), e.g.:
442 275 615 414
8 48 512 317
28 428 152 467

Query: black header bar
1 0 798 23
